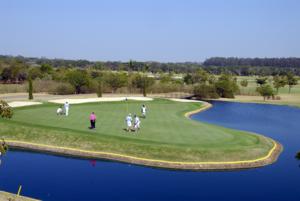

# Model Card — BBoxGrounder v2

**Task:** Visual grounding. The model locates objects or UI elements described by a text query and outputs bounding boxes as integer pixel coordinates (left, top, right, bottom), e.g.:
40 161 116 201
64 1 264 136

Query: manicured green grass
0 99 274 162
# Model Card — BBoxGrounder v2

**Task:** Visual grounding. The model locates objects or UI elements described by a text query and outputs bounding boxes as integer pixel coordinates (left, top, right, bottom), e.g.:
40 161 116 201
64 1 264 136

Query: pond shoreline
4 101 283 170
0 191 40 201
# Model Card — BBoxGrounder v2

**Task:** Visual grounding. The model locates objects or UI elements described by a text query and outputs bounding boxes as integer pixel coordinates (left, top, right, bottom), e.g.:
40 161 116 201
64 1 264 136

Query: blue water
1 101 300 201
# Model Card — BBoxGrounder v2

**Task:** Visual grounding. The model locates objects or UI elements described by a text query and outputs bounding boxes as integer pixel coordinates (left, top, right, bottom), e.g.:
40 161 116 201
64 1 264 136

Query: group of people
56 101 147 133
125 105 146 132
56 101 70 116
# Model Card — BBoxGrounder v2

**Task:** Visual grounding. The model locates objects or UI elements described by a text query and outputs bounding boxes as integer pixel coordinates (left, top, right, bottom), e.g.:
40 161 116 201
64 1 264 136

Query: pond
0 101 300 201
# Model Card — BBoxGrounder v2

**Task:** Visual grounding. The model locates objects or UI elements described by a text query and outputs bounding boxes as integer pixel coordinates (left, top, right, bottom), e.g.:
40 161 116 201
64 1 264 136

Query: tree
183 73 193 85
0 100 13 118
193 84 219 99
0 67 13 82
105 73 127 93
240 79 248 88
286 72 298 93
256 77 268 86
40 63 53 74
273 75 287 93
256 84 274 101
215 74 239 98
160 74 172 84
191 69 208 84
28 67 42 80
128 60 134 72
66 70 90 94
96 78 103 97
28 76 33 100
132 74 155 97
208 75 216 85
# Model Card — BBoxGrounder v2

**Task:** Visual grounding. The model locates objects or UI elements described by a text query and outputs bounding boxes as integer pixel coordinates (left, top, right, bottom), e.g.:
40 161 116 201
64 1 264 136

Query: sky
0 0 299 62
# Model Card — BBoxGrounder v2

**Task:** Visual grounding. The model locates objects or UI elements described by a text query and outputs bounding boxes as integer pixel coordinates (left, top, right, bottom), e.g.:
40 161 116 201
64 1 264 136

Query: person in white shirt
133 115 141 132
141 105 147 118
56 106 63 115
125 113 132 132
64 102 70 116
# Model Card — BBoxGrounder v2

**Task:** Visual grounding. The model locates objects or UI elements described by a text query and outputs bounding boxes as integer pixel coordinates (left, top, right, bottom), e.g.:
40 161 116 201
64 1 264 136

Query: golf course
0 98 281 170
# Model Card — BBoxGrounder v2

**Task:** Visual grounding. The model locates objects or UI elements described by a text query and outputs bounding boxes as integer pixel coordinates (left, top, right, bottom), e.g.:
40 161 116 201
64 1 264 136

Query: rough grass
0 99 274 162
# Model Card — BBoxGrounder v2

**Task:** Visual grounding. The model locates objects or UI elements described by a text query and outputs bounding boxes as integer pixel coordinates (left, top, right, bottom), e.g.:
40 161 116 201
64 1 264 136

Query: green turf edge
0 100 276 162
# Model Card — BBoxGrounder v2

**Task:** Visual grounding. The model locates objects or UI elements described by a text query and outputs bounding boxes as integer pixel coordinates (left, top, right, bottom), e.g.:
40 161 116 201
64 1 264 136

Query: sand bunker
169 98 203 103
49 97 153 104
8 101 42 108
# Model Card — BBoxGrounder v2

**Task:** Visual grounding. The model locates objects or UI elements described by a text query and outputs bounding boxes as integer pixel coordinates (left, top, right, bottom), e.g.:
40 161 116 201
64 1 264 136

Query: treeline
0 55 298 100
1 55 300 78
0 55 201 74
203 57 300 68
0 58 191 96
203 57 300 75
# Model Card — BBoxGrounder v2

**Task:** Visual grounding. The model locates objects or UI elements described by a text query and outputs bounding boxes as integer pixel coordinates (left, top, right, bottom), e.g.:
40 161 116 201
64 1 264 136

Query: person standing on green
89 112 96 129
141 104 147 118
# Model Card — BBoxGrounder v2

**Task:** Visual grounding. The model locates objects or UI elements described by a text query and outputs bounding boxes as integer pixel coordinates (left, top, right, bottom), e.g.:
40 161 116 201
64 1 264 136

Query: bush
256 84 275 101
0 100 13 118
193 84 219 99
215 74 239 98
66 70 90 94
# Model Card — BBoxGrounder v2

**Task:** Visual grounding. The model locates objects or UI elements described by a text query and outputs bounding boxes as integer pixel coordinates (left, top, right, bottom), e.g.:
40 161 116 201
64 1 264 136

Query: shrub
215 74 239 98
0 100 13 118
256 84 275 101
193 84 219 99
240 79 248 87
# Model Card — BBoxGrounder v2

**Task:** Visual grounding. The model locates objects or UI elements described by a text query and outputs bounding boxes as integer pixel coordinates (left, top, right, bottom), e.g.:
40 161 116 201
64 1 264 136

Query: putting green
0 99 275 165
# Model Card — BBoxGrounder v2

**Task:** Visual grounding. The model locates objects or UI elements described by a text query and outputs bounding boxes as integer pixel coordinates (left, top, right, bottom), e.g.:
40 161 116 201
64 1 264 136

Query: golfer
56 106 63 115
89 112 96 129
141 104 147 118
125 113 132 131
133 115 141 132
64 101 70 116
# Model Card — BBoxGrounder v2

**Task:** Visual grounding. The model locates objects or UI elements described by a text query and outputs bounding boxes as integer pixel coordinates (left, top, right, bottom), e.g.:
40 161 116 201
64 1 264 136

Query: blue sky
0 0 299 62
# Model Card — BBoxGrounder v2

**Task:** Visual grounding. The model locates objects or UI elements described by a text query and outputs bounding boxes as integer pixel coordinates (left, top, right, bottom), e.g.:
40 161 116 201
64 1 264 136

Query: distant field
236 76 300 95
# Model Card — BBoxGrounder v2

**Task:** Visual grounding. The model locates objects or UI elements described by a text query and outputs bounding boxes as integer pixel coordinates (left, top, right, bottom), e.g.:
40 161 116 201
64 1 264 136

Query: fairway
0 99 277 168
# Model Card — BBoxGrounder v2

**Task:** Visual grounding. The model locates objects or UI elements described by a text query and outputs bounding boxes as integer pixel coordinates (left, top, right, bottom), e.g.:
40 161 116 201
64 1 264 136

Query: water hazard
0 101 299 201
